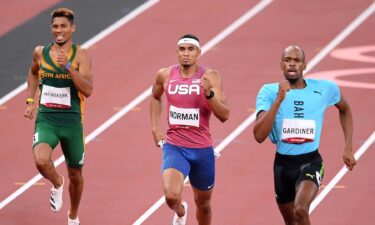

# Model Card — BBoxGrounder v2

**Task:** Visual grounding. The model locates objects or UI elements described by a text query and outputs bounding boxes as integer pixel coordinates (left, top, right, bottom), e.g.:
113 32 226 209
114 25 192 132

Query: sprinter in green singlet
24 8 93 225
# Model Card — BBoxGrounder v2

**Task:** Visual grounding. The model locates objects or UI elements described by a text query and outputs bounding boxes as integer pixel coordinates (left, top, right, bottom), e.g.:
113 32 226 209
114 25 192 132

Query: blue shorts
162 143 215 191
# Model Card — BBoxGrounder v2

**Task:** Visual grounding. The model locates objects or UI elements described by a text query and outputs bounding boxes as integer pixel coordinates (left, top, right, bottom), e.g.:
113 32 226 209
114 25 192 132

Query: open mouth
55 34 65 42
287 69 297 76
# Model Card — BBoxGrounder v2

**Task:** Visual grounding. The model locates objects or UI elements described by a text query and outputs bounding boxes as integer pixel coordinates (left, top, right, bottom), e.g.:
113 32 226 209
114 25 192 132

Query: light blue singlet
255 79 340 155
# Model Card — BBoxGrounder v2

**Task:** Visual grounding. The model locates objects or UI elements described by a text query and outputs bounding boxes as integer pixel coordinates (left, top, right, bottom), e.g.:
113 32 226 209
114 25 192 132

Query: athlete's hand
24 105 35 120
152 129 165 148
56 48 69 68
200 74 212 96
277 81 291 103
343 146 356 171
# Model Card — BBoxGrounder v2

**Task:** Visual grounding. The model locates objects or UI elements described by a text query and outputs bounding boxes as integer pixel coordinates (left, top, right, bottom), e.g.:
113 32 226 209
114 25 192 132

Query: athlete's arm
150 68 168 147
24 46 42 120
335 94 356 170
253 81 290 143
202 69 229 122
65 47 93 98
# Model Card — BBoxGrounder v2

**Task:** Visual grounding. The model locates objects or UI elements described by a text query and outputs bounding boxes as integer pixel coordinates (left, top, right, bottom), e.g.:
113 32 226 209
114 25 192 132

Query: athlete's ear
303 62 307 70
71 24 76 33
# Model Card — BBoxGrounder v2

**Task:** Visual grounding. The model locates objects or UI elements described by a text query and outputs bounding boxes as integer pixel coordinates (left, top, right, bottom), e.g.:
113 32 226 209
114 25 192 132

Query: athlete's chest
278 88 328 119
166 78 202 95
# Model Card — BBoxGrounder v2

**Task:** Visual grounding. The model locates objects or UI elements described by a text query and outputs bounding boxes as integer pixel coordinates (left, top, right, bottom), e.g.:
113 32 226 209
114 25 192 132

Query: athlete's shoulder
33 45 44 54
306 78 338 88
260 82 279 93
157 66 173 76
155 66 173 84
32 45 44 61
75 45 90 57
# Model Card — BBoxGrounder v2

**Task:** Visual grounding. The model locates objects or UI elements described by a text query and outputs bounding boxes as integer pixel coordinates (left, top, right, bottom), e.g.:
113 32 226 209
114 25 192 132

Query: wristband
158 140 165 149
64 61 71 70
205 90 215 99
26 98 34 104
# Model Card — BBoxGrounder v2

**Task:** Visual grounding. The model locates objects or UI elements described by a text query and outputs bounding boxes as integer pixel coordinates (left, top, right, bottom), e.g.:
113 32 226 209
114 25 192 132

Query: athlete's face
51 17 75 46
177 44 201 67
280 48 306 84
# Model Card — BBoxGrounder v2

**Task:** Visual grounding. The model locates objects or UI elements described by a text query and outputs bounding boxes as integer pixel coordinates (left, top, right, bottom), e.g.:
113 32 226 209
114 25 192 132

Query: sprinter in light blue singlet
256 78 340 155
253 45 356 225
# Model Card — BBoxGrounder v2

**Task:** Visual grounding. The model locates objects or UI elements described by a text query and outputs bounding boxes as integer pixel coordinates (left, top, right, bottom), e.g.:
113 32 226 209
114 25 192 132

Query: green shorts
33 119 85 168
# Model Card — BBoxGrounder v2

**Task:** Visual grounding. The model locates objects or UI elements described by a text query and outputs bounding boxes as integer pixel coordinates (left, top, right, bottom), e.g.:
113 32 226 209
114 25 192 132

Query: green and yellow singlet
37 43 84 126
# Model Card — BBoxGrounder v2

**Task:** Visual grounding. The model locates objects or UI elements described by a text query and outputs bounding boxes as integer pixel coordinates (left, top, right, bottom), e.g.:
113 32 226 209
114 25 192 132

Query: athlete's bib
40 84 71 109
281 119 316 144
169 105 200 127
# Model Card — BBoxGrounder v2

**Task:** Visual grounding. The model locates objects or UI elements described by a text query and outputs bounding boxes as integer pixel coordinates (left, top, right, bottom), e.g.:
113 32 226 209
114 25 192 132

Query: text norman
170 111 199 121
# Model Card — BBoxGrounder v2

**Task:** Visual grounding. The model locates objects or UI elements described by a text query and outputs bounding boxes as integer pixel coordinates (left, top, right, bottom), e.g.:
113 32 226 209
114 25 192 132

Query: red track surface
1 0 374 224
0 0 62 36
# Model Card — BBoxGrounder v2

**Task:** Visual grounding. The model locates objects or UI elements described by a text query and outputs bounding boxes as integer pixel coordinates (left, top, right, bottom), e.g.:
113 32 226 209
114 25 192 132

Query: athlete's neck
53 41 73 53
179 64 198 78
290 79 306 89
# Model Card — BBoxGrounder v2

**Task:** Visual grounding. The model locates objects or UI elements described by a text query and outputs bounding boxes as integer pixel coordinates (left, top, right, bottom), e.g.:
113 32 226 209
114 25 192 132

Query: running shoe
172 201 188 225
68 216 80 225
50 175 64 212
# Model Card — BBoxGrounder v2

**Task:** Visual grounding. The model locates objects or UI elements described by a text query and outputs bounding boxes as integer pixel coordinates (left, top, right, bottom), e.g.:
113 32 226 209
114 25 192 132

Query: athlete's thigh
295 180 319 207
274 164 296 204
188 146 215 191
162 168 185 196
297 160 324 188
59 122 85 168
162 143 190 178
294 161 324 206
33 121 59 150
162 143 191 195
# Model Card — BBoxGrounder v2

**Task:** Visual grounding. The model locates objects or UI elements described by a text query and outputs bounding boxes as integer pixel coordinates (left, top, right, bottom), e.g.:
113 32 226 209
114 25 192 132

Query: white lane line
201 0 273 54
0 0 160 210
0 0 160 106
132 1 375 224
310 131 375 214
306 1 375 73
131 1 274 224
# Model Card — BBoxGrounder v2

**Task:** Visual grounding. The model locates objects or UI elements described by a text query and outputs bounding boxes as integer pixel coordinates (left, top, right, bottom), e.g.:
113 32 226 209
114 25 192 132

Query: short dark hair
51 8 74 24
282 45 305 62
179 34 200 42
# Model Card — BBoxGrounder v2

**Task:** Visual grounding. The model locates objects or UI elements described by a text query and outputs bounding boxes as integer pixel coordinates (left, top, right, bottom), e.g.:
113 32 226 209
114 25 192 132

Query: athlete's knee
67 168 83 183
164 190 180 206
294 204 309 222
195 198 211 215
34 157 51 170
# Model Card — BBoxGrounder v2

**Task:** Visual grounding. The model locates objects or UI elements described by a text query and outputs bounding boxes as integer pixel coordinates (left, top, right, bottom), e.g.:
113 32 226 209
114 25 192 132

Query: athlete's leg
33 143 63 188
58 122 85 219
294 158 323 225
67 166 84 220
188 146 215 225
277 202 296 225
274 162 296 225
162 168 186 217
294 180 319 225
192 187 213 225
